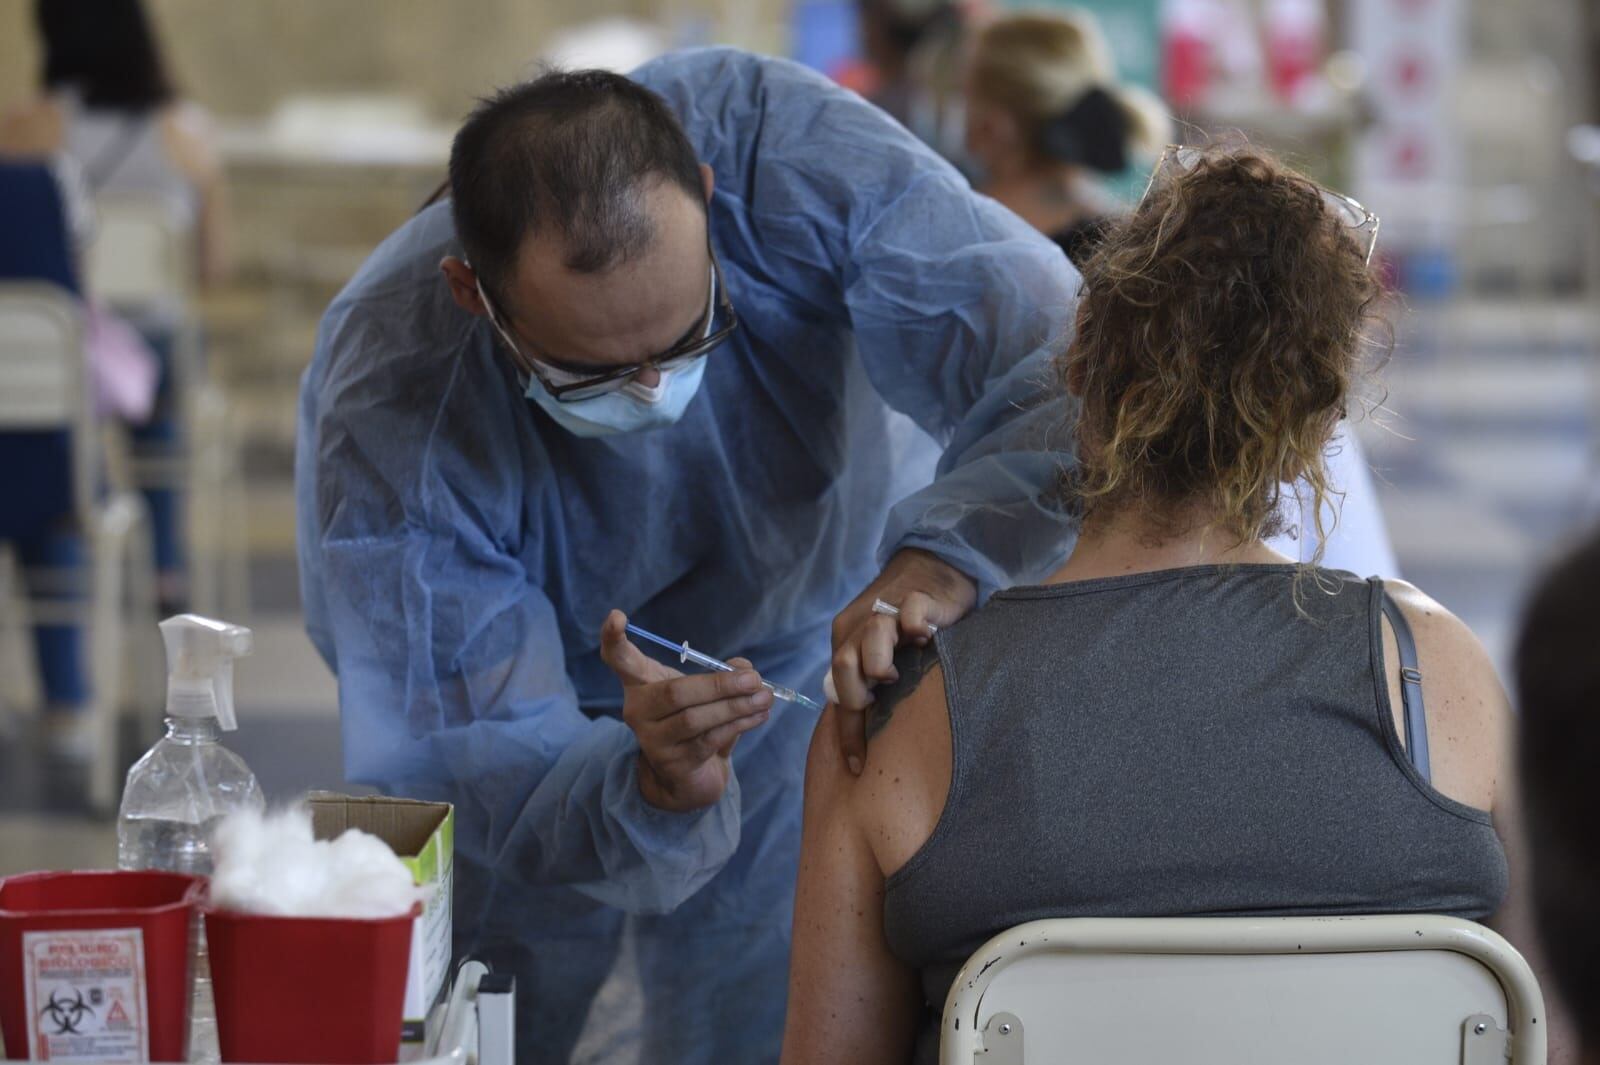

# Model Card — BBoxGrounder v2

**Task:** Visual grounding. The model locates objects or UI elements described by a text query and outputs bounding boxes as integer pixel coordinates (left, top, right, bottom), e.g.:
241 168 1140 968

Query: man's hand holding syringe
600 611 820 813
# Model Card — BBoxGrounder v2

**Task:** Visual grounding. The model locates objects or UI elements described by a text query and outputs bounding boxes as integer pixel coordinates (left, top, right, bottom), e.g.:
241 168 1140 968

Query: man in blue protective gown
298 49 1078 1063
297 49 1393 1064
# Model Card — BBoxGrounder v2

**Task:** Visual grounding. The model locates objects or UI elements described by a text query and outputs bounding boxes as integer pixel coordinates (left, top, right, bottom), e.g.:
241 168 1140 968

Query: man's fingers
836 702 867 776
831 616 899 713
699 710 771 757
830 638 876 712
858 614 902 684
638 668 765 723
663 689 774 744
897 591 943 643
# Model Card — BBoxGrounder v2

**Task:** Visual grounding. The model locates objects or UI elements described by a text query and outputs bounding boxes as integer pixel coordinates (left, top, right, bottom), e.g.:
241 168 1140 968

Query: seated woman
2 0 230 616
781 146 1560 1064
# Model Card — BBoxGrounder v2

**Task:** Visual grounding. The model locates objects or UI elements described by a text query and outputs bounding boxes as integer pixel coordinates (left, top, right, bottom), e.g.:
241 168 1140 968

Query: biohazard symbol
41 988 95 1035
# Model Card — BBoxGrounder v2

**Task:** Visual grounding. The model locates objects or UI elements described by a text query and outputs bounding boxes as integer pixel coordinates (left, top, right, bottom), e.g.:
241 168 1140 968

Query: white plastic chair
940 915 1546 1065
0 282 154 812
84 193 194 320
84 193 249 620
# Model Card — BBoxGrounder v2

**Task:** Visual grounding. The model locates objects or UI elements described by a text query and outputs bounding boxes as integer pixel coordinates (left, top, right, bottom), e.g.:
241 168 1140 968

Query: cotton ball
210 807 317 915
210 806 423 919
319 829 426 918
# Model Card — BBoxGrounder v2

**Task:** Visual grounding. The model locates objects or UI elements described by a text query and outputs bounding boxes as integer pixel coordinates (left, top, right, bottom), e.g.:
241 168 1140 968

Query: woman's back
64 103 200 222
874 565 1507 1064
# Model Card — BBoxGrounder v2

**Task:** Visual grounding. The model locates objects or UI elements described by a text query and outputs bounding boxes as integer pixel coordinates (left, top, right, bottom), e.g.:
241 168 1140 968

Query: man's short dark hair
1515 526 1600 1044
449 69 703 300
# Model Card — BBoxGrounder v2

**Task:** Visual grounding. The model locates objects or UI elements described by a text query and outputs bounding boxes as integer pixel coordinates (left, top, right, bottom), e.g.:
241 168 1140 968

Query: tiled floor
1 297 1595 879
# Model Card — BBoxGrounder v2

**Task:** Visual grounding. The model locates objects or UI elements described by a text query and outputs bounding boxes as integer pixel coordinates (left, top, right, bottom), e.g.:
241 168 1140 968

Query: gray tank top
881 565 1507 1065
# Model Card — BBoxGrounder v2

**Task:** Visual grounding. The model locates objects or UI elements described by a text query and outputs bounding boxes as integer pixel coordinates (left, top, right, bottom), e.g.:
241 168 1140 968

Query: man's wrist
636 752 675 810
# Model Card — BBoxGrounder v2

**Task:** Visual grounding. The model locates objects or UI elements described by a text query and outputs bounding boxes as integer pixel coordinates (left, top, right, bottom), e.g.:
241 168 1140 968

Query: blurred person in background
1516 530 1600 1063
858 0 972 165
0 155 160 772
1 0 231 616
0 159 105 772
781 145 1572 1065
964 8 1170 268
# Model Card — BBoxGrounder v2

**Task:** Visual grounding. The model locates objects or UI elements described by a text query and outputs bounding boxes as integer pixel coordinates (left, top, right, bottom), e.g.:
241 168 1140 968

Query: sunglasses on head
1142 146 1381 265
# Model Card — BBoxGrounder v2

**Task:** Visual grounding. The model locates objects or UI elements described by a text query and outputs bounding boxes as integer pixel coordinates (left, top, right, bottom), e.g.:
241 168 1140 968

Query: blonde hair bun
971 8 1171 169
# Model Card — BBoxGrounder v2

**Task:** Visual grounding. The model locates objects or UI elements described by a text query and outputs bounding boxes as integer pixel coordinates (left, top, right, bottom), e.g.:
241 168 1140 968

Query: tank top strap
1369 577 1431 781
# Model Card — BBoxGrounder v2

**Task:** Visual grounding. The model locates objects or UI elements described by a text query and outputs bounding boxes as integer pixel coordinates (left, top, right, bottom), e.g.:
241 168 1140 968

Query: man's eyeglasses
1141 146 1381 265
478 238 739 403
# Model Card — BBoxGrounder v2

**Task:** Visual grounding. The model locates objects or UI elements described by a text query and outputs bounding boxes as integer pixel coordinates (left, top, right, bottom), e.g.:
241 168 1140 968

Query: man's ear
699 162 715 203
440 256 488 317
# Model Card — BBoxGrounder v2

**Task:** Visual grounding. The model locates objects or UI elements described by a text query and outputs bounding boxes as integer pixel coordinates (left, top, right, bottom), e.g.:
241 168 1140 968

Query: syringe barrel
679 642 734 673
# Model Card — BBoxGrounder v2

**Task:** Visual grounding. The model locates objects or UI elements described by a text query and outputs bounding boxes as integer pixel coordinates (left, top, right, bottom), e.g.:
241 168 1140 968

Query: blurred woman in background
2 0 231 615
3 0 228 285
965 9 1170 267
858 0 970 166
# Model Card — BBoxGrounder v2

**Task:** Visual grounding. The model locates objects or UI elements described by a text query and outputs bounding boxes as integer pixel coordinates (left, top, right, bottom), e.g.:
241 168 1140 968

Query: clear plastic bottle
118 615 264 1064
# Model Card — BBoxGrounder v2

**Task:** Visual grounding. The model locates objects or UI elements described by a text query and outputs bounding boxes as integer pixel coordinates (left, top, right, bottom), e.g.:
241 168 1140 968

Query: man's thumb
599 610 655 685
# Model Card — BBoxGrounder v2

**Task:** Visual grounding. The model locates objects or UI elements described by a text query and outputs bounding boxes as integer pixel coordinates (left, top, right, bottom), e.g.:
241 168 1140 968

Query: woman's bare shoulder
1382 578 1511 811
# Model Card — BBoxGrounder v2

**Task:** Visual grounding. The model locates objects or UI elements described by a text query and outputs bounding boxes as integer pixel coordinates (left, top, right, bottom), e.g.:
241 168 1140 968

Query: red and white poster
22 929 149 1063
1350 0 1465 254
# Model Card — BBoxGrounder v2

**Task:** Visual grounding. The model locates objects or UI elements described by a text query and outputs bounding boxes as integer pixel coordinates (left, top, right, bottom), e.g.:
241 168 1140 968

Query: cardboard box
308 794 454 1043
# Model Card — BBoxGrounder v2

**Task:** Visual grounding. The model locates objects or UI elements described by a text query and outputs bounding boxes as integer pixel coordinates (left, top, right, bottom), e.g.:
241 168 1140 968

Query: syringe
624 623 825 713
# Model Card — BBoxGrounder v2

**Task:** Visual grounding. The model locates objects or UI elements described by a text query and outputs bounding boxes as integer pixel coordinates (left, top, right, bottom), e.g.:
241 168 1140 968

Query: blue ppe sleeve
305 300 741 916
840 177 1081 601
639 51 1083 601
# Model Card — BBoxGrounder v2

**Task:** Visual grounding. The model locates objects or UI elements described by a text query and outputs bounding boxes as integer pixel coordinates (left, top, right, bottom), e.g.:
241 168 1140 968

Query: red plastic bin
0 870 203 1062
205 905 416 1065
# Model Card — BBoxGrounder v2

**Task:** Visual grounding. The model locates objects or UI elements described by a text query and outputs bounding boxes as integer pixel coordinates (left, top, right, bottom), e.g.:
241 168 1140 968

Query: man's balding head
443 68 716 374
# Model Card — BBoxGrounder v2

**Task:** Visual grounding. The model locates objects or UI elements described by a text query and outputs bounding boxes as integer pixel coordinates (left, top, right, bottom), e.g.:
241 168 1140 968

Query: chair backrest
0 284 91 540
940 915 1547 1065
84 193 192 313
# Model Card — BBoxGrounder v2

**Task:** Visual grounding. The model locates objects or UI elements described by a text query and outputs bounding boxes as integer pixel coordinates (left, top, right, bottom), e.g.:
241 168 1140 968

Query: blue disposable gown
296 48 1080 1064
297 47 1397 1065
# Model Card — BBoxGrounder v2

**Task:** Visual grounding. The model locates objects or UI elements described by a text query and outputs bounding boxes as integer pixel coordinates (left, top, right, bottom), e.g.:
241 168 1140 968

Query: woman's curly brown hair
1062 144 1386 557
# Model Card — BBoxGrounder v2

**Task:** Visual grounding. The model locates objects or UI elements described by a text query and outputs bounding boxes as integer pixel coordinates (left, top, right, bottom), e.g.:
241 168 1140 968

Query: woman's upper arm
160 104 229 285
781 708 921 1065
1389 583 1579 1058
160 103 222 183
1385 580 1509 811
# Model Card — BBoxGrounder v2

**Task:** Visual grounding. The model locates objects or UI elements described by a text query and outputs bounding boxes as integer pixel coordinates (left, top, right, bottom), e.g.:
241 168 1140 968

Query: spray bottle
118 614 265 1062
